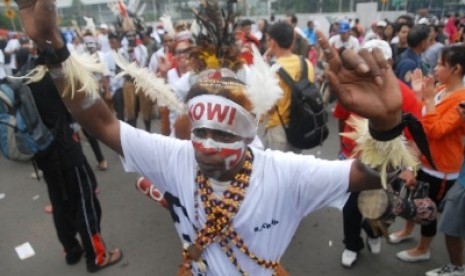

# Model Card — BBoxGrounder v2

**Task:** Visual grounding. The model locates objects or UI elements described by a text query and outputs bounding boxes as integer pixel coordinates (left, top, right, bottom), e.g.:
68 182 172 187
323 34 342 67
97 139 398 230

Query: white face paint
191 135 246 171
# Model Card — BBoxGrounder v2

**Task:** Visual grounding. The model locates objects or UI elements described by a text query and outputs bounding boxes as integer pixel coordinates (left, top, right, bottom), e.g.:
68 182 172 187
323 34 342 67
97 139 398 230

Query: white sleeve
120 121 194 193
265 151 351 217
149 52 159 73
351 37 361 52
0 50 4 64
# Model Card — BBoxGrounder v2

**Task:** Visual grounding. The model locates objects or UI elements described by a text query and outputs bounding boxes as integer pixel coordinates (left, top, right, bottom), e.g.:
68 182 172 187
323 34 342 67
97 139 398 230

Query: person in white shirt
328 20 360 52
149 32 175 75
121 30 153 131
97 23 112 53
0 48 6 81
4 34 20 74
19 2 416 274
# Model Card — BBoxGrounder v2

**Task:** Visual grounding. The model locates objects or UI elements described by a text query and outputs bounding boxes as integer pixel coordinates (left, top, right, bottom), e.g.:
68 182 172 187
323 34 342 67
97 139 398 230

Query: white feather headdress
112 52 185 114
160 15 176 37
83 17 97 36
246 45 283 118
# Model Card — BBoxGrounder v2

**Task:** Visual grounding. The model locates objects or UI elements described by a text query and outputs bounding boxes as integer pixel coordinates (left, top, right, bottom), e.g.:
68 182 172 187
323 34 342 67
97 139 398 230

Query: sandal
87 248 123 273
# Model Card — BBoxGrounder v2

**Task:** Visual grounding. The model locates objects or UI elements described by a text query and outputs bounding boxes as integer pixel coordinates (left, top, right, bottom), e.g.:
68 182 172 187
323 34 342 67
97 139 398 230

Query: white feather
246 45 283 118
112 51 185 114
83 16 97 36
160 15 176 37
9 51 104 100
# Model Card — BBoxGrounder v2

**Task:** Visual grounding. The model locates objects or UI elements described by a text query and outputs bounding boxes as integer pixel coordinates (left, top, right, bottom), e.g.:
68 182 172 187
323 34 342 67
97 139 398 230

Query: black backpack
276 56 329 149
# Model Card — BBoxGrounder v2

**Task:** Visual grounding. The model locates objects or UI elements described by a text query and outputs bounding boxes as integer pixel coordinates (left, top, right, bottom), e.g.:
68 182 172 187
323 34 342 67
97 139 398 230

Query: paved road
0 110 449 276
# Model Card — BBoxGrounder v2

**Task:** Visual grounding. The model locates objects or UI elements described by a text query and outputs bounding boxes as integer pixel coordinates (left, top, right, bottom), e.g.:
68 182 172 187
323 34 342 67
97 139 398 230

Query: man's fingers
340 49 369 74
325 70 350 104
316 31 341 73
358 49 383 86
372 48 388 70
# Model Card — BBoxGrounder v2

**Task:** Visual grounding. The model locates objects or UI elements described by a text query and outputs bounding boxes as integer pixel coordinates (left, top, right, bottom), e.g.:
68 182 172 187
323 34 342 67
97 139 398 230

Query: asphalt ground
0 108 451 276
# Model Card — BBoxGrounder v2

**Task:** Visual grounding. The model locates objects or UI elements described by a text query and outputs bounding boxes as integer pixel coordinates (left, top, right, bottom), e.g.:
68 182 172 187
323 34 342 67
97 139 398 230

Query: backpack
276 56 329 149
0 79 54 161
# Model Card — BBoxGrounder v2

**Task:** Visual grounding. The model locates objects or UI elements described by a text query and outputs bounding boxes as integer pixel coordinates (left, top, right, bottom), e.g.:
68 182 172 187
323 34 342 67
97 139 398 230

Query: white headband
187 94 258 138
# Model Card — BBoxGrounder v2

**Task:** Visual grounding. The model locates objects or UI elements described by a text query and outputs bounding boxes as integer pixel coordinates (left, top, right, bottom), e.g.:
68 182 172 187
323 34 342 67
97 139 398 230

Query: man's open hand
317 31 402 131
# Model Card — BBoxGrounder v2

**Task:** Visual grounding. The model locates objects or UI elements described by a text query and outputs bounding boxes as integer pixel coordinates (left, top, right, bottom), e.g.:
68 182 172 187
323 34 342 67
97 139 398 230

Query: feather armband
342 115 419 189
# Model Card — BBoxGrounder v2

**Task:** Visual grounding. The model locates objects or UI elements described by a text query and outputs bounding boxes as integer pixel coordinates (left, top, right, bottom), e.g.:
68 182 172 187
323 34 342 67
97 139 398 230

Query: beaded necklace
182 149 281 275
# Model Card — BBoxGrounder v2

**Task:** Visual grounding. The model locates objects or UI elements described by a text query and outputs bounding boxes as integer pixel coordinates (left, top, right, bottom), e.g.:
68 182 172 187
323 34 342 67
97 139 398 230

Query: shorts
438 183 465 239
264 125 301 153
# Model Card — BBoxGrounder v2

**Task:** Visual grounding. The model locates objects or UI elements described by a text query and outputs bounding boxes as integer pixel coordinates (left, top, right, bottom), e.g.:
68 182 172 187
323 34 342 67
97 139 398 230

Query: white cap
99 23 108 29
362 39 392 60
377 21 387 27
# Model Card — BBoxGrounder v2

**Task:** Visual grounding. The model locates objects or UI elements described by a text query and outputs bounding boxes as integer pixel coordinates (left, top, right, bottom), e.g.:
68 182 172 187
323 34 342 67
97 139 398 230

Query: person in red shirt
337 40 422 268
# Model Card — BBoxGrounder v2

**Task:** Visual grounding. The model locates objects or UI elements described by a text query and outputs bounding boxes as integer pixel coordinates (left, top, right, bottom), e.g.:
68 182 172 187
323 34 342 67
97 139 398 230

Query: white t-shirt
329 35 360 52
0 49 6 80
149 47 166 73
120 122 351 275
98 34 111 53
167 69 191 136
4 38 20 70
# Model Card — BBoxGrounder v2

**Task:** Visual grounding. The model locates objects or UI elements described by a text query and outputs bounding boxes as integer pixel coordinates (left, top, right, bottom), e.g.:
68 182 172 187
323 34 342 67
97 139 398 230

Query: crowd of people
2 0 465 275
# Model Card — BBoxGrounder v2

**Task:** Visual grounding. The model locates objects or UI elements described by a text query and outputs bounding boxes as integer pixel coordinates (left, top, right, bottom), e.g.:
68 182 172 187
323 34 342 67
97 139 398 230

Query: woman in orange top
390 45 465 263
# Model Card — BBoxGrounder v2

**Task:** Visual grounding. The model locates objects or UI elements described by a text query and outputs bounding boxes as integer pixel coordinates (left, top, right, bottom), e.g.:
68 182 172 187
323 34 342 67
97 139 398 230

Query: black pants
43 159 107 266
112 88 124 121
342 191 378 252
417 169 455 237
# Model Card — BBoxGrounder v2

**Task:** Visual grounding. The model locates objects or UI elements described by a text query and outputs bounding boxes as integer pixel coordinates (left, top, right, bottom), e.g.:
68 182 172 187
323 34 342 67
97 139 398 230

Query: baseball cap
338 20 350 34
99 23 108 30
377 21 387 27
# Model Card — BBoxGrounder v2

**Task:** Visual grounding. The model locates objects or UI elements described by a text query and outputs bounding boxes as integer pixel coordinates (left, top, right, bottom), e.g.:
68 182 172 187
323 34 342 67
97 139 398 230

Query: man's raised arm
16 0 123 154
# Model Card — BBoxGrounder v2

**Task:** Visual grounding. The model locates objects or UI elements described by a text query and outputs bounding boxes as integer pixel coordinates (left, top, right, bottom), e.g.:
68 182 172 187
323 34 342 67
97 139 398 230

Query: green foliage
0 13 21 32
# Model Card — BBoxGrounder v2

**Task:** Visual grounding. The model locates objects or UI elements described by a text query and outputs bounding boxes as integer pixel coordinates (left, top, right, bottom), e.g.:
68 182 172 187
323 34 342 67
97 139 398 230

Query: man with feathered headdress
15 0 420 275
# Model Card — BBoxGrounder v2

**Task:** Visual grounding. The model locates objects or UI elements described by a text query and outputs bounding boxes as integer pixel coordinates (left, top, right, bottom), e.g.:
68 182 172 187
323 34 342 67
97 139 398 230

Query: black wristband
36 42 70 65
369 119 404 141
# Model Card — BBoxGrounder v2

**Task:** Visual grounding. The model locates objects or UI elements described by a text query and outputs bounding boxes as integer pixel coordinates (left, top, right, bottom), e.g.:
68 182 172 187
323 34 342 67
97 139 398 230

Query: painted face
191 129 247 179
187 94 257 179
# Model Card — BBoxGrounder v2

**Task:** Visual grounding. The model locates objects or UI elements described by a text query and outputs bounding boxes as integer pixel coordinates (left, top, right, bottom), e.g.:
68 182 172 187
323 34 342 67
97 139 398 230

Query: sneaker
341 249 358 268
366 237 381 254
425 264 465 276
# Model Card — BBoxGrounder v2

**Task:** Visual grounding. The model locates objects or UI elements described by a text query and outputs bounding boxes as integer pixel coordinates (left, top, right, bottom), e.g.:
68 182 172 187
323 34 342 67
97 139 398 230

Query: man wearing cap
328 20 360 52
394 24 431 88
337 39 422 268
16 0 419 274
363 21 387 43
98 23 111 53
